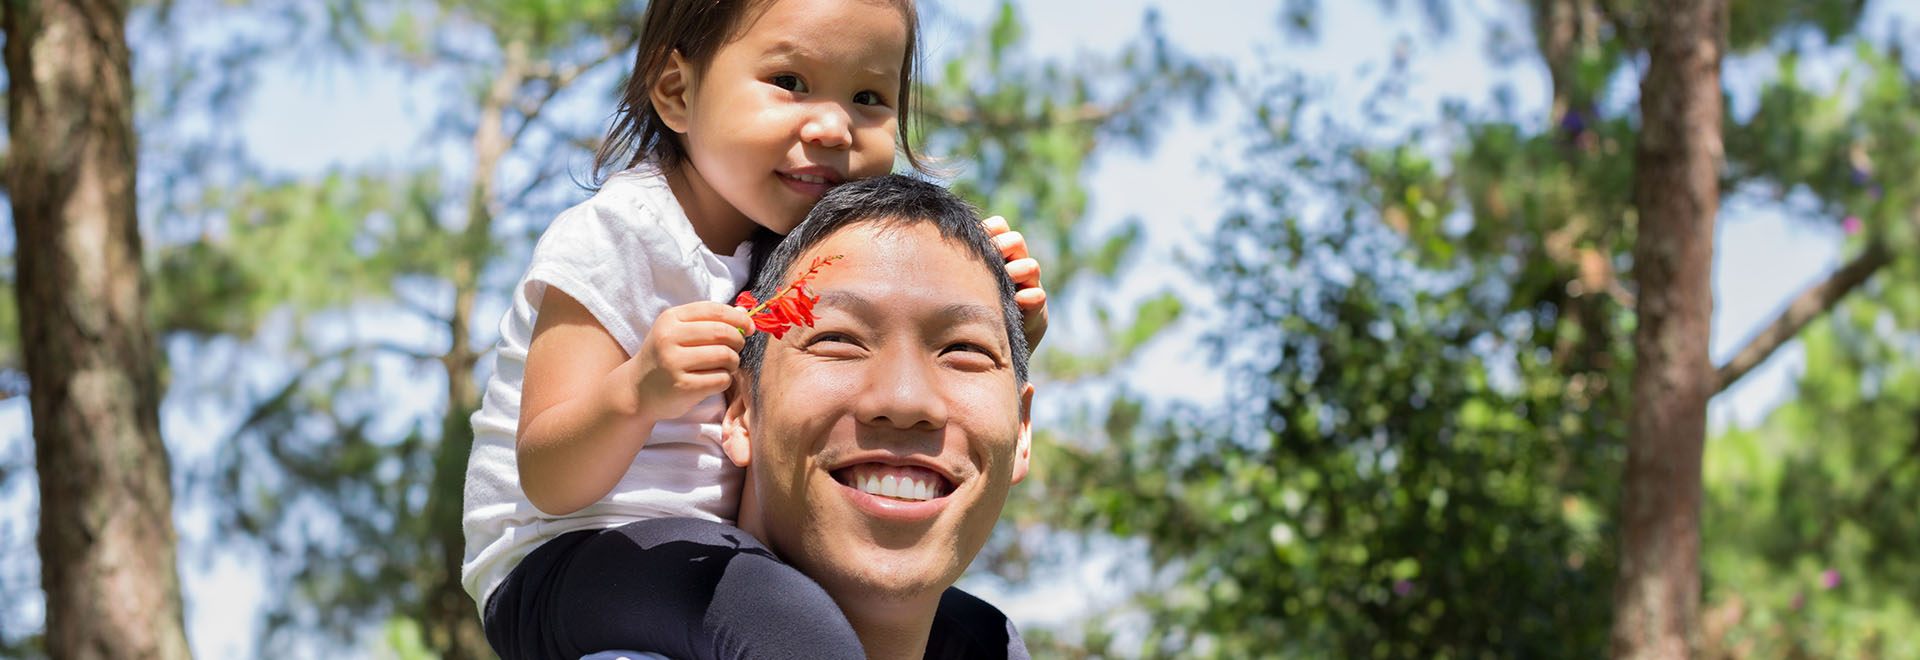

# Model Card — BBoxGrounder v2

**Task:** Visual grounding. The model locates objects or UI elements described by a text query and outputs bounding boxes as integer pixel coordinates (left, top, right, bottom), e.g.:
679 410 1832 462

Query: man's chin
802 545 961 607
797 482 970 603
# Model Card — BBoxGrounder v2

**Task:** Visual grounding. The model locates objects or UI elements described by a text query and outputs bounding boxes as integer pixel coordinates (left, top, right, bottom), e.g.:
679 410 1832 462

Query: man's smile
823 457 964 523
833 464 953 502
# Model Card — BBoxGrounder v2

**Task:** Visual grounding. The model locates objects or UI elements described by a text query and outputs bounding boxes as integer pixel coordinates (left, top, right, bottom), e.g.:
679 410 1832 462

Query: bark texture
1611 0 1725 657
5 0 194 657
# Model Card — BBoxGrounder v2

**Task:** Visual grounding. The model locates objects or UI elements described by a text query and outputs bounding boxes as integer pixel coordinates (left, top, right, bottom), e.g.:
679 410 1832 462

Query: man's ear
651 50 695 134
720 381 753 468
1010 382 1034 485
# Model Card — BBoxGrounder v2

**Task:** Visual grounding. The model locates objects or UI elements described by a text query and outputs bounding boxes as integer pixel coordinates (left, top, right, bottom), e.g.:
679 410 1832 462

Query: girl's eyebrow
760 40 900 80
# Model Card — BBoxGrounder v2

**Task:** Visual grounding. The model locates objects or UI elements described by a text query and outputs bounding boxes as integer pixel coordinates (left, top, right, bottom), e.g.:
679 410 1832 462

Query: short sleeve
520 196 713 357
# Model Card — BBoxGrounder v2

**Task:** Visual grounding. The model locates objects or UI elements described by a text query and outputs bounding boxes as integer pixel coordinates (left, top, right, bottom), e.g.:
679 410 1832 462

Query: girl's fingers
993 231 1029 261
684 301 754 332
663 319 748 350
1006 257 1042 288
666 344 743 375
1014 286 1047 311
982 215 1011 235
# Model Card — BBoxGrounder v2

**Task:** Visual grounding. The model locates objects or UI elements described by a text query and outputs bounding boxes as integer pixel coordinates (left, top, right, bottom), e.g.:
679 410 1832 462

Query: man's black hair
739 174 1030 390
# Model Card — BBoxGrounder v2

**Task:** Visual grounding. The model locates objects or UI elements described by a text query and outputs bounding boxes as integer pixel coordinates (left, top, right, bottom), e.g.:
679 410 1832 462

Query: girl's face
660 0 907 244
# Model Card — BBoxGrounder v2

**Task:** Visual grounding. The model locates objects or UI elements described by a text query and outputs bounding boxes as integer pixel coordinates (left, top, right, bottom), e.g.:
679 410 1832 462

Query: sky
0 0 1906 656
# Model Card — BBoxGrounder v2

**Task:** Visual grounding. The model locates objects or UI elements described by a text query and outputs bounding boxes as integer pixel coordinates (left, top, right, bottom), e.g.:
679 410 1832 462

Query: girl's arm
517 289 750 515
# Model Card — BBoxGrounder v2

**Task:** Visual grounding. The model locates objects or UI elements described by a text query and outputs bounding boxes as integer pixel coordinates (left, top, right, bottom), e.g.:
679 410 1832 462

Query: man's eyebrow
816 290 1006 337
931 302 1005 330
817 290 880 316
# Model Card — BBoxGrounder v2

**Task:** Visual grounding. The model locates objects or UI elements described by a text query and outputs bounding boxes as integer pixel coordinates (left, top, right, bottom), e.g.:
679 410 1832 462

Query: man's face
726 220 1033 606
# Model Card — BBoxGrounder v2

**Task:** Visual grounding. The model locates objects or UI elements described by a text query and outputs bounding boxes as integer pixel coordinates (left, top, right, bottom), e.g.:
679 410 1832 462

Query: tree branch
1713 242 1891 394
509 36 633 148
933 100 1123 131
371 341 439 363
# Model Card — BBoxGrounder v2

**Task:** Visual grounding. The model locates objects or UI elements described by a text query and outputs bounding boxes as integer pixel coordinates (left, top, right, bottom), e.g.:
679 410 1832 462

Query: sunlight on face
741 220 1033 607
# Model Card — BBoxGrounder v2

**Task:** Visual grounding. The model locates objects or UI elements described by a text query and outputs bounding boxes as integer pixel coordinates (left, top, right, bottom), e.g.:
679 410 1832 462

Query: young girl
461 0 1047 658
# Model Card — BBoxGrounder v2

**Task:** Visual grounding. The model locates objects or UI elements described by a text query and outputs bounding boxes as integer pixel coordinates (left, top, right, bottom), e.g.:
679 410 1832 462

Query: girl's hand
984 215 1049 350
631 301 753 422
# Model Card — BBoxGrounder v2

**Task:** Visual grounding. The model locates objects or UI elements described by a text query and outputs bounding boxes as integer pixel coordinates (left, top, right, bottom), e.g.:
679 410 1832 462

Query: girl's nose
800 102 852 149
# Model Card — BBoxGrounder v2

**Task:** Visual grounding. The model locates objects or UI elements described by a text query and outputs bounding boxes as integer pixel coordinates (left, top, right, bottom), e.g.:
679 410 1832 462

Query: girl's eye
853 90 886 106
771 74 808 93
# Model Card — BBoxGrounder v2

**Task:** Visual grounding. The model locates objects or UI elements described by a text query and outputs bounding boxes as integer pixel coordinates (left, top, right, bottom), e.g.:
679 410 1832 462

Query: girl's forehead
725 0 911 49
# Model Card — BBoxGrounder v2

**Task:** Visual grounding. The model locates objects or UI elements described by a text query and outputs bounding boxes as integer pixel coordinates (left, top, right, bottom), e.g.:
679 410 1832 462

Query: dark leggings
482 517 1027 660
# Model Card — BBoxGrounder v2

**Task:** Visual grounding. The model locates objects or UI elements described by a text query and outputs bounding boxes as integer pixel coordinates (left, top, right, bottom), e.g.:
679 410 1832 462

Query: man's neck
735 473 947 658
838 595 941 660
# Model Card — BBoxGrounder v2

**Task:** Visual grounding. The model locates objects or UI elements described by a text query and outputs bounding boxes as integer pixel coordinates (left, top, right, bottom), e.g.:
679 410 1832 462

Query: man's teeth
857 473 939 502
785 172 829 184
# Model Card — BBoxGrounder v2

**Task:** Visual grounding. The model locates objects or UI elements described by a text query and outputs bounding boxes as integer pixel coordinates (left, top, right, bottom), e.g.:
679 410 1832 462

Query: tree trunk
4 1 193 658
1612 1 1723 658
416 39 527 660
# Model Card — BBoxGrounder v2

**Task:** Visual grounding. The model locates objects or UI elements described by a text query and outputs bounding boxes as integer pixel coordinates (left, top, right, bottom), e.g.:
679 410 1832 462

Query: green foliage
921 1 1217 383
0 265 18 386
382 615 438 660
1701 270 1920 657
320 0 638 58
150 171 452 338
1727 0 1868 51
137 1 641 654
1724 39 1918 243
1033 63 1629 654
1020 1 1919 657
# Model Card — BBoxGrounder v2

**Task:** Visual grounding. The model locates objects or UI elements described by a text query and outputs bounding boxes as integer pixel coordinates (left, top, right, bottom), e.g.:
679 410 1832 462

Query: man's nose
855 352 947 431
800 101 852 149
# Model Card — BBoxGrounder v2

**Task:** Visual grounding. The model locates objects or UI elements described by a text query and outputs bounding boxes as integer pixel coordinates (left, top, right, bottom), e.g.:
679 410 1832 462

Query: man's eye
807 332 861 350
942 343 1000 365
853 90 886 106
770 74 808 93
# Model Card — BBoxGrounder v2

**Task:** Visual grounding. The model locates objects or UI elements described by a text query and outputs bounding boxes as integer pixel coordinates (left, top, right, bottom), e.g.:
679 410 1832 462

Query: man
721 174 1036 659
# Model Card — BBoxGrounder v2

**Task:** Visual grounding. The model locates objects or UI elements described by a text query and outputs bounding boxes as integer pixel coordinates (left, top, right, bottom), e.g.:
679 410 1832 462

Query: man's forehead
794 218 997 277
814 289 1005 328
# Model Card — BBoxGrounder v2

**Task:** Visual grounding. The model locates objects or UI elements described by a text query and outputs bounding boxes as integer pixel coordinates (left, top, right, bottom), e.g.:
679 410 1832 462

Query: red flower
734 255 842 339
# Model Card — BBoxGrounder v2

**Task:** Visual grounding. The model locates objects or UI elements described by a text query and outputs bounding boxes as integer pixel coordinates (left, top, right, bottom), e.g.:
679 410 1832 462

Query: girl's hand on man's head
983 215 1049 350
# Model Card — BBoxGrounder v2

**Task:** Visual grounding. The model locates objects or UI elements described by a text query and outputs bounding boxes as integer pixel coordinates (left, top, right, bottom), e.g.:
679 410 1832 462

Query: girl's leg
484 518 863 660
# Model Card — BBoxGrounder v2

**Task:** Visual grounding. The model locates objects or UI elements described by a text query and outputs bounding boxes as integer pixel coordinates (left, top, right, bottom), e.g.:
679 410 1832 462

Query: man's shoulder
926 587 1031 660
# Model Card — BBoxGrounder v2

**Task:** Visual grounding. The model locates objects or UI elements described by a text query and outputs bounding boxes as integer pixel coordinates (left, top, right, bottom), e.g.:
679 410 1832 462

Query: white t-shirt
461 168 754 611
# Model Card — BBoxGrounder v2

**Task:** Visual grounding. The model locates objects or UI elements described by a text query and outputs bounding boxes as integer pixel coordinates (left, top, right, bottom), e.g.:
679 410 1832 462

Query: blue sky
1 0 1909 656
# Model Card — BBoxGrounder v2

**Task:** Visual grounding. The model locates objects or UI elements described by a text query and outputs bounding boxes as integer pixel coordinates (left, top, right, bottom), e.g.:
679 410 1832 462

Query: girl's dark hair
592 0 927 182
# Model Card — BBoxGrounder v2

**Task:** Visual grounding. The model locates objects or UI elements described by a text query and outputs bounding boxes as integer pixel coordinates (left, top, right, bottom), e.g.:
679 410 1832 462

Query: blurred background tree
2 0 1917 658
4 0 191 657
1015 0 1920 657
